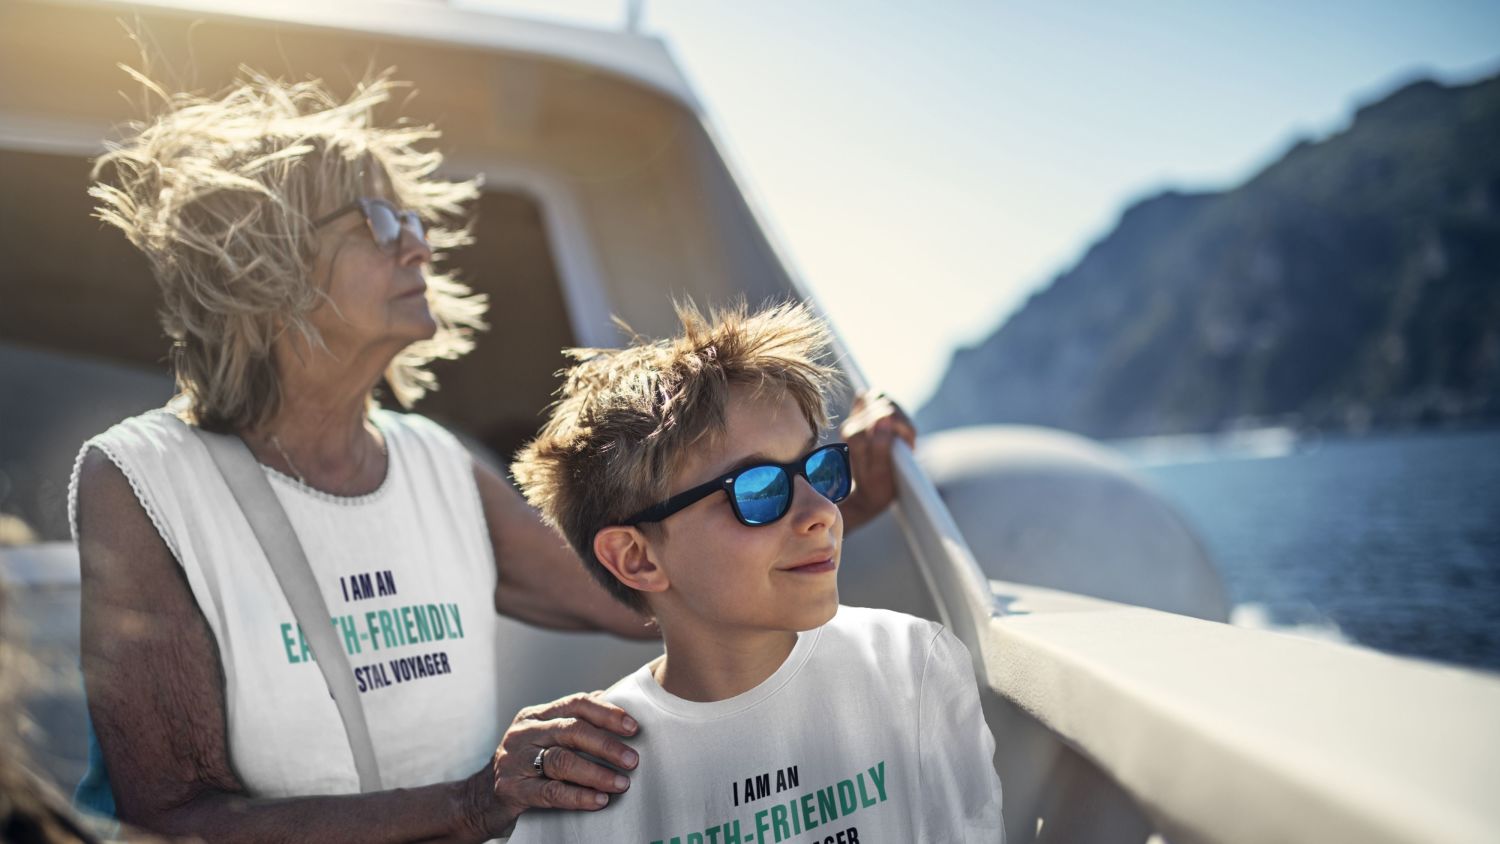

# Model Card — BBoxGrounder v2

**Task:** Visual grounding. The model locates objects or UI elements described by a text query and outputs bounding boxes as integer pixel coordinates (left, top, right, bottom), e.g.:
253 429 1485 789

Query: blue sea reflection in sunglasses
623 443 853 528
313 197 425 252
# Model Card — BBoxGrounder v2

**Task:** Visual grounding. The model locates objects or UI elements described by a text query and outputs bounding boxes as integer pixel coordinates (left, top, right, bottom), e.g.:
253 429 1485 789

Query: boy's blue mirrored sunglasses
313 197 425 252
623 443 853 528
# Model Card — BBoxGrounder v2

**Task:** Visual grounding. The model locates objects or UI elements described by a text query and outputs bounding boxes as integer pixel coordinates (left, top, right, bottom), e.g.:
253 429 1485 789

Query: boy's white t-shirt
508 606 1004 844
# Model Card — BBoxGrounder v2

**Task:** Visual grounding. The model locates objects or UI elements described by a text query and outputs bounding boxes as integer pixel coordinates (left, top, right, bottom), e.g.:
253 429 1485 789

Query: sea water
1127 428 1500 673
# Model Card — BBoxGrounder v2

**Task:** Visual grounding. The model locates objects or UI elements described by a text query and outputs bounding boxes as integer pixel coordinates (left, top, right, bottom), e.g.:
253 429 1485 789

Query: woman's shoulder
69 407 199 551
73 407 199 499
83 406 195 461
374 408 484 475
373 408 463 450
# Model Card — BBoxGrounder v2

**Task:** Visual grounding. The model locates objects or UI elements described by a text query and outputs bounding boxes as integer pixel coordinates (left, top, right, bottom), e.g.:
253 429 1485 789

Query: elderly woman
70 73 914 842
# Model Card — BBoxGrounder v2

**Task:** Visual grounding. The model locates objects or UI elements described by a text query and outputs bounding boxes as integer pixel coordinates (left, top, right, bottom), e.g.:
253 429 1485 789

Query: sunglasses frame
312 197 425 252
623 442 853 528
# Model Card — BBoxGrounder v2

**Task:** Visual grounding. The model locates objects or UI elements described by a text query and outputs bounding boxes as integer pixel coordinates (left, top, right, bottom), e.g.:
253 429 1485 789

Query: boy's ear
594 526 670 595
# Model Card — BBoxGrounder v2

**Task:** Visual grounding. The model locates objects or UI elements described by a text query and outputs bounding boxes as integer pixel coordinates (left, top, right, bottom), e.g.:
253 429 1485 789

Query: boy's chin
787 593 840 632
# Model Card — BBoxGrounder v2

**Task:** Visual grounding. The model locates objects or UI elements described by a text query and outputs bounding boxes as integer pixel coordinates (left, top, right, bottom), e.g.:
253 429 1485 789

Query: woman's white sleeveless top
69 408 503 797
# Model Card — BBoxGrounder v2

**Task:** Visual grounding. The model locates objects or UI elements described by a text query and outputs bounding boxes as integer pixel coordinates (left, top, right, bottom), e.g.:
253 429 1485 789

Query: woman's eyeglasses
623 443 853 528
313 197 425 252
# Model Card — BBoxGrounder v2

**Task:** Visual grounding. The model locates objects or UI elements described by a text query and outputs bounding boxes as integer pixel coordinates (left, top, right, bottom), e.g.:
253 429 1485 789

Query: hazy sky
470 0 1500 409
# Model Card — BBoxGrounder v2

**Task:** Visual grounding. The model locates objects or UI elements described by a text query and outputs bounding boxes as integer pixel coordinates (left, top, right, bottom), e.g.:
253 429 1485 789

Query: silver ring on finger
532 747 550 778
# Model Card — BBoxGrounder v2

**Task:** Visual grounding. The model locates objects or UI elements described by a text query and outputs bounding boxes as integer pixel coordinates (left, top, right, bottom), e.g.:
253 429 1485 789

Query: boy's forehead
676 385 818 485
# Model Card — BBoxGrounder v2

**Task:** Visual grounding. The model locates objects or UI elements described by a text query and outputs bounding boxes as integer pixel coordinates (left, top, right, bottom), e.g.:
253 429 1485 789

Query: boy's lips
781 553 838 574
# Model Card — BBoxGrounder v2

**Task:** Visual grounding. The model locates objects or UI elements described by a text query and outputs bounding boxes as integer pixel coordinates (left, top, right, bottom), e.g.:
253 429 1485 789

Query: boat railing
887 438 1500 844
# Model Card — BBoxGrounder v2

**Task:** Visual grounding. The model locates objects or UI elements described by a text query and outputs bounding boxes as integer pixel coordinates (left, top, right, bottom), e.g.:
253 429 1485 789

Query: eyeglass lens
805 447 852 500
732 446 850 526
365 201 424 249
735 466 792 525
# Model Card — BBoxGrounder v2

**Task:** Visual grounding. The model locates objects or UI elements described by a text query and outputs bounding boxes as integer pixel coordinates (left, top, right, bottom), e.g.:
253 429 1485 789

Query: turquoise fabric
73 712 116 821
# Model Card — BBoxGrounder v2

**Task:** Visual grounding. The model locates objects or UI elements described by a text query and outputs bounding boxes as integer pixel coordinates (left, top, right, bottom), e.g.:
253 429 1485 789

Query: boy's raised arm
837 390 918 532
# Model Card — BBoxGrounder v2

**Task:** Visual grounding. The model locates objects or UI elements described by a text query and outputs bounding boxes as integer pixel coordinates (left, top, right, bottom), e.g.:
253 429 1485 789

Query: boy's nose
789 475 840 533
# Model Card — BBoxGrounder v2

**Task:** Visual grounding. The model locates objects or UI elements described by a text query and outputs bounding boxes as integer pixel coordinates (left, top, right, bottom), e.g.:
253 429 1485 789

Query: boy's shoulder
823 604 947 651
809 605 954 688
600 661 650 701
599 607 950 713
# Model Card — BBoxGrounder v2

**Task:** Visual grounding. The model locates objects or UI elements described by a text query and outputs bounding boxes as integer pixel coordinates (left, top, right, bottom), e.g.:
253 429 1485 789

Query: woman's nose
395 226 432 267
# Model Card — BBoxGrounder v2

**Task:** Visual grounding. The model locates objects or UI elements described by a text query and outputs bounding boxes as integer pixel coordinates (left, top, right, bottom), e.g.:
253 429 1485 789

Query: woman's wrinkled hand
461 691 640 837
838 390 918 532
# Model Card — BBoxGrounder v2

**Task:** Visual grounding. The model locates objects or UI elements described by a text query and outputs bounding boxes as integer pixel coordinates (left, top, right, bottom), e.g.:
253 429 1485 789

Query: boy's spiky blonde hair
90 67 486 431
512 300 842 612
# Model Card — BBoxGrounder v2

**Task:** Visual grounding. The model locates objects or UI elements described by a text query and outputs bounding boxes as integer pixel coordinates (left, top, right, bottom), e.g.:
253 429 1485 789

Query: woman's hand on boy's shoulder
838 390 918 532
461 691 641 838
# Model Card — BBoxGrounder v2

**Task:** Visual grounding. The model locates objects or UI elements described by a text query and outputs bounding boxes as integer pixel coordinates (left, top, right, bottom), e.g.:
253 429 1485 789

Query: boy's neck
651 623 800 703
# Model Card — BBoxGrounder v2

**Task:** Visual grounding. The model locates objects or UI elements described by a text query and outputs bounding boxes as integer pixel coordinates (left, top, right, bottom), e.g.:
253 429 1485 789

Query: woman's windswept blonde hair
90 67 487 431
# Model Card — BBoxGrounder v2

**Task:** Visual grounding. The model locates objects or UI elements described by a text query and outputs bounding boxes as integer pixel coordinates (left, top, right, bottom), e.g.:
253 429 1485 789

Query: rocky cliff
918 74 1500 438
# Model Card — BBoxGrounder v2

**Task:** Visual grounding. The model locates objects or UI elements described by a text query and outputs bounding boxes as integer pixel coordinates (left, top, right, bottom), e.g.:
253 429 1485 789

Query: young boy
507 301 1004 843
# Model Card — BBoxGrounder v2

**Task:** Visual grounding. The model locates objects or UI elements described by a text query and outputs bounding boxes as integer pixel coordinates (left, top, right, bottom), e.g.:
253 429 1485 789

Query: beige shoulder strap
194 428 383 793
